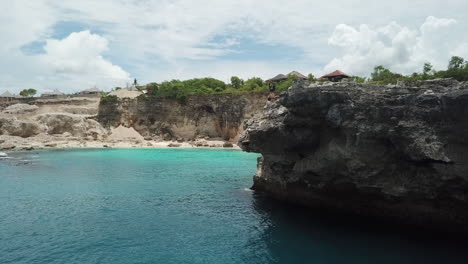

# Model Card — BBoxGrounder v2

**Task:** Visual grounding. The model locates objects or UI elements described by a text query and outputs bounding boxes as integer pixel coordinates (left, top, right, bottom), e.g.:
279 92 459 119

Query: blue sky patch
20 41 46 55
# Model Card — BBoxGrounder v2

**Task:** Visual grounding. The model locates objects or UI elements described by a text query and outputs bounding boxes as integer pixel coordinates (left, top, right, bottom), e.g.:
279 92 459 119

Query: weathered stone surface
36 114 107 139
0 117 41 137
239 78 468 233
98 93 266 142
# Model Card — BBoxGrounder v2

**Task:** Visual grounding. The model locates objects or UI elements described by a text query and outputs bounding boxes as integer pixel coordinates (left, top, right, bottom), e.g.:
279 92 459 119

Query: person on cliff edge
268 82 277 101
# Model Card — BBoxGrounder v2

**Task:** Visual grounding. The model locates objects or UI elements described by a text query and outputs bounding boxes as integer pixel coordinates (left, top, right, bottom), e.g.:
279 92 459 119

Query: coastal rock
223 142 234 148
2 104 39 114
239 78 468 233
98 93 266 142
36 114 106 139
0 117 41 137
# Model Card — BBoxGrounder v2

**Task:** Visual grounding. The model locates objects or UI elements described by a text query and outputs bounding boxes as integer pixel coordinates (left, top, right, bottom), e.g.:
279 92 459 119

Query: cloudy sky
1 0 468 93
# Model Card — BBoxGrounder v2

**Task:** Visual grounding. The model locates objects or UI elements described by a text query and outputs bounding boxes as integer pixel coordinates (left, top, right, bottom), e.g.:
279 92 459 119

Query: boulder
2 104 39 114
36 114 107 139
223 142 234 148
0 117 41 137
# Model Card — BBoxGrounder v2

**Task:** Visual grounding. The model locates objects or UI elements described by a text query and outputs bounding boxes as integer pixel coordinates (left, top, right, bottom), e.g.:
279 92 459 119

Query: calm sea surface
1 149 467 264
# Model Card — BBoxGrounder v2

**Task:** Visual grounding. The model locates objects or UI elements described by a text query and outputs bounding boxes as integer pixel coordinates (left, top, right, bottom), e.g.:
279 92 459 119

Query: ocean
1 149 467 264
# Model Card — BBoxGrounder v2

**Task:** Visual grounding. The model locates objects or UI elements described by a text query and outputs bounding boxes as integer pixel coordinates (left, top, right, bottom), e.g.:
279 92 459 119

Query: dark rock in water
239 78 468 233
23 147 34 151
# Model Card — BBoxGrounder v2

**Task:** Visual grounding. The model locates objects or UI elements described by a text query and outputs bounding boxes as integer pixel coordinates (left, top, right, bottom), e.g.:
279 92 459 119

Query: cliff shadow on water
239 78 468 235
249 192 468 264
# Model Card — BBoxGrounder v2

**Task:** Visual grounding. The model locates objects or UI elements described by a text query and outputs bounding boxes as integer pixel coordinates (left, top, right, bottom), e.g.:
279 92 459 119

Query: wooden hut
287 71 308 80
319 70 351 82
79 87 101 96
41 89 65 98
267 74 288 83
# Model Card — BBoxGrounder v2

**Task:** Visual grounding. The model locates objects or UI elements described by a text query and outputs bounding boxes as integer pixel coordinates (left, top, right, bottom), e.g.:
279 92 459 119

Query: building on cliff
79 87 102 97
0 91 16 102
319 70 351 82
268 74 288 82
287 71 308 80
0 91 15 98
268 71 308 83
41 89 65 98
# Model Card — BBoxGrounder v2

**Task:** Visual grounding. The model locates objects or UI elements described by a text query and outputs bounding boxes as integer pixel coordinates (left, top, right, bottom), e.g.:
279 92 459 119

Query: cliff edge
239 78 468 233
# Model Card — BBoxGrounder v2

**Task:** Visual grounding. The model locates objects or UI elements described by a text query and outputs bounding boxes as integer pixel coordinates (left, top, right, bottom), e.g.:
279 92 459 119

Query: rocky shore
239 78 468 233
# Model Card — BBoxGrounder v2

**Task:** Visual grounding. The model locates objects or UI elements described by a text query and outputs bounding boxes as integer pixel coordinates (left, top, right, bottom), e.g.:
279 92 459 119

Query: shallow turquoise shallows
1 149 468 264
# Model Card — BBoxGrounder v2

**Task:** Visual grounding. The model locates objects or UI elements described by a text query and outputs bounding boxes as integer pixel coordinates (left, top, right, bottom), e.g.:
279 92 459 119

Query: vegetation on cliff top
367 56 468 84
131 55 468 101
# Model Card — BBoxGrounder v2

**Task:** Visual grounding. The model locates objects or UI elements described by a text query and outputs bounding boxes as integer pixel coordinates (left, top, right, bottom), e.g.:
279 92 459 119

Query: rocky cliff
98 93 266 142
239 78 468 233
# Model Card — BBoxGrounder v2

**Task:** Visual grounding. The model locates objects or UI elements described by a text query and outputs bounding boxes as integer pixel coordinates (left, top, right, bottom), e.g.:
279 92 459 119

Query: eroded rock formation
239 78 468 232
98 93 266 142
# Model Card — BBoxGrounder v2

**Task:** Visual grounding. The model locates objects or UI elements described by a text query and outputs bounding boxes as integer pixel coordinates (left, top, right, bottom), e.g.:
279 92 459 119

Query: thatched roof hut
0 91 14 98
80 87 101 95
287 71 308 79
268 74 288 82
41 89 65 97
319 70 351 82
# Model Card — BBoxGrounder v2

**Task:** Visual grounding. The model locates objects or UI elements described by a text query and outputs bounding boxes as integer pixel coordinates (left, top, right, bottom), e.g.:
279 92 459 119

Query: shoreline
0 135 240 153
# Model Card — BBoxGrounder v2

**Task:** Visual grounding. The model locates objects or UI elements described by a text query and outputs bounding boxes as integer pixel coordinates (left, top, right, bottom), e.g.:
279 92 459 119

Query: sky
1 0 468 93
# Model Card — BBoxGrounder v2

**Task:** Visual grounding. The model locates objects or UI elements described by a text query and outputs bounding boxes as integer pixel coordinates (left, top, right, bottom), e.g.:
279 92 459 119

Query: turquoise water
1 149 467 264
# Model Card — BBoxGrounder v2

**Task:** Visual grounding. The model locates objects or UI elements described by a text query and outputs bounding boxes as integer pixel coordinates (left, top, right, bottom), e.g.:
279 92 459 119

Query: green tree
307 73 315 81
443 56 468 81
423 63 433 76
145 82 159 95
370 65 402 84
19 88 36 97
351 76 366 83
230 76 244 89
242 77 265 91
448 56 465 70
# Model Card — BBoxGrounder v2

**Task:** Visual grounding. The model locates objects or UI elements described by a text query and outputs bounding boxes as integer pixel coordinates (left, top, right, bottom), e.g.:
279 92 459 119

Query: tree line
144 74 316 102
138 55 468 101
362 56 468 84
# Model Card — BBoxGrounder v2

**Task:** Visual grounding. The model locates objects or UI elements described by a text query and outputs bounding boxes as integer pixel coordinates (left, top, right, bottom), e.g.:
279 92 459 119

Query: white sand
108 125 145 141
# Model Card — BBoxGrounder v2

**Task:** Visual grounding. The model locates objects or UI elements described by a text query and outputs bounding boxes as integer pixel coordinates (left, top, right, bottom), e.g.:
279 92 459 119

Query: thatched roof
268 74 288 82
81 87 101 93
0 91 14 97
287 71 308 79
320 70 351 79
41 89 65 96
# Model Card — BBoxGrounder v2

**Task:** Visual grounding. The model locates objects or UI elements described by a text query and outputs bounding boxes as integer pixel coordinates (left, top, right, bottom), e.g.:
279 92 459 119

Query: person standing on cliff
268 82 277 101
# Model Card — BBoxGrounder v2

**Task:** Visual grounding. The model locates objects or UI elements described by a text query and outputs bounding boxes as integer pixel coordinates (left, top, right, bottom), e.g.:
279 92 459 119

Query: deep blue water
1 149 467 264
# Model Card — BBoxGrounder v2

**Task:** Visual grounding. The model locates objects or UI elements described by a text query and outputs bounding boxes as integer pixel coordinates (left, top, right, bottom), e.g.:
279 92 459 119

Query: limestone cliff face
98 93 266 141
239 78 468 232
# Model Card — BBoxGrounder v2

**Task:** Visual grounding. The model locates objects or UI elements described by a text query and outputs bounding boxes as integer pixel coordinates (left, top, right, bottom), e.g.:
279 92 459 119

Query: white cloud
1 0 468 92
324 16 468 76
40 31 131 87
